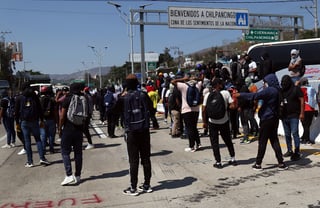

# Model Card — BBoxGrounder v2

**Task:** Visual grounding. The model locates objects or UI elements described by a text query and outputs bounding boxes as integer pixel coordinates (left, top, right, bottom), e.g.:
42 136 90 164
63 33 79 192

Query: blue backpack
186 83 200 107
104 91 115 111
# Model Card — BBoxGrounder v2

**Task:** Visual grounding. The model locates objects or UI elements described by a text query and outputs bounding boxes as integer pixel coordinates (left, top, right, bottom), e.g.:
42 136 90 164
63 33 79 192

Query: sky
0 0 318 75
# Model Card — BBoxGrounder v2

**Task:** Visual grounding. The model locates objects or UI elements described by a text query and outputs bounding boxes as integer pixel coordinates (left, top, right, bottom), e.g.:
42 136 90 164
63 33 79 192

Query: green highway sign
147 62 157 71
245 29 279 41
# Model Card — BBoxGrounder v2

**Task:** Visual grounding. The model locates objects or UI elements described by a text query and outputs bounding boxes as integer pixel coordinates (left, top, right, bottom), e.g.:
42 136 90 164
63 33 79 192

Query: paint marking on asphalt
91 123 107 139
0 135 6 142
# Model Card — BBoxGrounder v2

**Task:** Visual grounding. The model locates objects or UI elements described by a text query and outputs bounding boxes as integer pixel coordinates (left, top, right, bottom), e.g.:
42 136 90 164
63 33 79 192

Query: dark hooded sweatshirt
239 74 280 122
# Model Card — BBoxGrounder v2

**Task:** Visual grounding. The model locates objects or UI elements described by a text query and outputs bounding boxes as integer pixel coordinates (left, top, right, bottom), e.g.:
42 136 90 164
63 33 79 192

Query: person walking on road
15 82 51 168
58 82 86 186
235 74 288 171
0 89 16 149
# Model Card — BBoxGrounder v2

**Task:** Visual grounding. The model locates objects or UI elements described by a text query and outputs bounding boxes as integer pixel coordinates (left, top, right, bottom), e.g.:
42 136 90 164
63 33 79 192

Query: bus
247 38 320 90
248 38 320 142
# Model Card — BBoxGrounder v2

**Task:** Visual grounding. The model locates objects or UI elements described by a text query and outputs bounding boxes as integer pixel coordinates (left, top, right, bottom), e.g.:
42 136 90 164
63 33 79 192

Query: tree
0 44 14 85
158 47 174 68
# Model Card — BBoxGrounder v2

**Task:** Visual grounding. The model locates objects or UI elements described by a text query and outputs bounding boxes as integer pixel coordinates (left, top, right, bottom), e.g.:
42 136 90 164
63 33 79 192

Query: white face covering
263 82 269 89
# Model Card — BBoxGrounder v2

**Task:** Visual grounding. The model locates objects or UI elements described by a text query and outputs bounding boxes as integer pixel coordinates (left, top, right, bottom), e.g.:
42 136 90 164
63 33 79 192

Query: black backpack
206 91 226 119
20 96 38 121
124 90 150 132
41 95 53 118
186 83 200 107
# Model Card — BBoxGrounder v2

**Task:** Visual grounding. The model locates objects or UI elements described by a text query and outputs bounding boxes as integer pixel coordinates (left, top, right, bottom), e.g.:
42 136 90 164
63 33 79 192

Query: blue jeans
21 120 45 164
282 117 300 153
40 119 56 153
2 116 16 145
61 124 83 177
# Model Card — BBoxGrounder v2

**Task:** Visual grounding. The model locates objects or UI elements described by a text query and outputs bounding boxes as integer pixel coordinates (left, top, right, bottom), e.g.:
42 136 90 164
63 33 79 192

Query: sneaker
290 153 301 161
184 147 196 152
228 160 238 166
1 144 11 149
213 162 223 169
17 148 27 155
138 184 153 193
252 164 263 171
61 175 76 186
278 163 289 171
10 143 16 147
240 138 250 144
40 159 51 165
283 151 293 157
123 187 139 196
85 144 94 150
25 162 34 168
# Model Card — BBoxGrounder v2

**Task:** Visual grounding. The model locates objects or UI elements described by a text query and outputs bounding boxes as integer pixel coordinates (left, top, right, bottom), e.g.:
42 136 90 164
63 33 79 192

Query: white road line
91 123 107 138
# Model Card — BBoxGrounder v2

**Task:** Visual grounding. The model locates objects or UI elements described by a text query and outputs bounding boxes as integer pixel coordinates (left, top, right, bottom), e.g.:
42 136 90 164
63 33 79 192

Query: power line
63 0 310 3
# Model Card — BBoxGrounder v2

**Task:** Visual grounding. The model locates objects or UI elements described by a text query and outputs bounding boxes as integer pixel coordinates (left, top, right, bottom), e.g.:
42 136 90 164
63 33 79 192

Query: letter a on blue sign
236 13 248 26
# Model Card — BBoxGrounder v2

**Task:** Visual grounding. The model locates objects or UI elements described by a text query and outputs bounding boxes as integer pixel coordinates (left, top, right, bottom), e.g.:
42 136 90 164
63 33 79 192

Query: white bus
248 38 320 143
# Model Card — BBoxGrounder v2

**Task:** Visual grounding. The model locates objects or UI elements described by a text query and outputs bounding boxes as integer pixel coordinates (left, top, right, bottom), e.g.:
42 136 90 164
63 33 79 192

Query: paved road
0 111 320 208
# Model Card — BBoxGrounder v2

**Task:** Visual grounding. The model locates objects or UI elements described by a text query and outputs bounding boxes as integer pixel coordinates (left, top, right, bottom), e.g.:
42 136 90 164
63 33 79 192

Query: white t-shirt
203 90 233 124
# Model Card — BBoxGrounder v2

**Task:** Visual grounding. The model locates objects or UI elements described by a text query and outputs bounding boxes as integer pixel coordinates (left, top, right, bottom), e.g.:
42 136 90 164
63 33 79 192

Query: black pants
61 124 83 177
126 129 152 189
256 118 283 165
209 121 235 163
301 111 315 143
229 109 239 138
182 111 200 148
83 117 92 144
107 111 118 137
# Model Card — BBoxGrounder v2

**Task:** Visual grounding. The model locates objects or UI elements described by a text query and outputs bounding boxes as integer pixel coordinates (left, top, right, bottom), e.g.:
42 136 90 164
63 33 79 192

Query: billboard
130 52 159 63
168 6 249 30
7 42 23 62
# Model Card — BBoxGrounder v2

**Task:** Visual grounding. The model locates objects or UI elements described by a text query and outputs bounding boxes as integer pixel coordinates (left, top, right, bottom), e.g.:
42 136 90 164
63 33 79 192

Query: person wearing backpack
0 89 16 149
15 82 51 168
58 82 87 186
235 73 288 171
39 86 56 154
112 74 154 196
171 74 203 152
168 83 182 138
202 78 237 169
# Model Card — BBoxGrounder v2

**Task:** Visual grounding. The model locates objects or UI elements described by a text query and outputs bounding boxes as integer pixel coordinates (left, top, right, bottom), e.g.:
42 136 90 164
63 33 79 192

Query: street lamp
81 61 93 87
108 1 135 74
88 45 107 89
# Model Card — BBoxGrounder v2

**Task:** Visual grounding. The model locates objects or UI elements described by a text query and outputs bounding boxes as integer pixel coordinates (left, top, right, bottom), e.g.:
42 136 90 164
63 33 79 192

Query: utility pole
108 1 135 74
88 45 108 89
301 0 318 37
